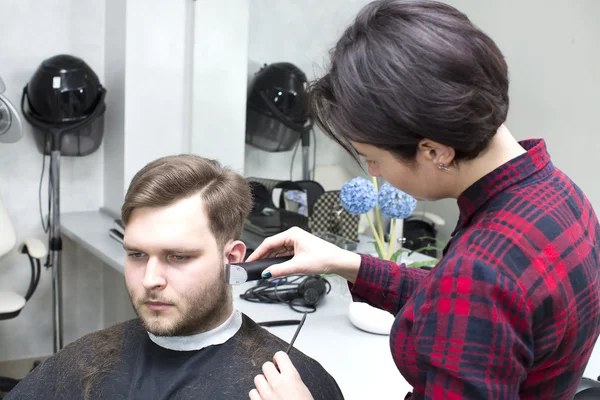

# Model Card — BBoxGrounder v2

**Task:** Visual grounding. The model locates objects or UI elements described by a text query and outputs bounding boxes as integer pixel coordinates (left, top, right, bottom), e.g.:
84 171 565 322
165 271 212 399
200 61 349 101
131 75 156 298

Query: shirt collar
147 309 243 351
453 138 553 235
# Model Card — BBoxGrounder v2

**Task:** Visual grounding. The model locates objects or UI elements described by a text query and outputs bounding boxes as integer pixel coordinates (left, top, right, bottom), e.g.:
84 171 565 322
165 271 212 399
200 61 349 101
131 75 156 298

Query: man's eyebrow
161 248 203 254
122 243 139 252
122 244 203 253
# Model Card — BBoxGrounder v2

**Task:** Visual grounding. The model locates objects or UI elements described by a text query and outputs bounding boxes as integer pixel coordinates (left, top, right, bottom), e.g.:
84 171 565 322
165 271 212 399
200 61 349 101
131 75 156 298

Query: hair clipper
225 256 292 285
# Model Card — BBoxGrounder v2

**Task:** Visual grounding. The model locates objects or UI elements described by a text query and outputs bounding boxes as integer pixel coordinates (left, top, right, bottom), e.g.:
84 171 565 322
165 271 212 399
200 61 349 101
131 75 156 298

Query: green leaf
374 241 384 258
390 248 405 263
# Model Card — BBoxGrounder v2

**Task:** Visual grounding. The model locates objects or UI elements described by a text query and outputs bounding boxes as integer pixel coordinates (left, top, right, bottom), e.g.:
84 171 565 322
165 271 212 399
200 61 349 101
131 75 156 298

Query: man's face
123 194 233 336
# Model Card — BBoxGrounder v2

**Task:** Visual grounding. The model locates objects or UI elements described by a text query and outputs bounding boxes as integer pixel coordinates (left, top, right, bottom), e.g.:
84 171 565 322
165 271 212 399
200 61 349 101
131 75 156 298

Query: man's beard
129 266 231 336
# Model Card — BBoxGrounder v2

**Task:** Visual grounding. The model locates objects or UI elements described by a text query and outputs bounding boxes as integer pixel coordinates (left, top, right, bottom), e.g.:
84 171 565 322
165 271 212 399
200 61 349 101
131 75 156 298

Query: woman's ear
224 240 246 264
417 139 456 166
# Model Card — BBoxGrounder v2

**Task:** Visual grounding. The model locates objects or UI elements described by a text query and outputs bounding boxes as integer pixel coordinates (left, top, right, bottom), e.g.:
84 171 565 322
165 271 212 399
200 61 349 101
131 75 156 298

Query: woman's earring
438 163 449 171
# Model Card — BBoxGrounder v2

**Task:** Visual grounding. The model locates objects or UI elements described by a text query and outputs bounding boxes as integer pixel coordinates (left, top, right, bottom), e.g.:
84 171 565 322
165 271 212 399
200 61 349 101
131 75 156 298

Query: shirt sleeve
409 255 533 399
349 254 430 315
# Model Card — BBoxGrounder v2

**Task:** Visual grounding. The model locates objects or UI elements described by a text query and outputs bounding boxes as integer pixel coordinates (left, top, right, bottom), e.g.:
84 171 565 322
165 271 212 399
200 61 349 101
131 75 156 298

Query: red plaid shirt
351 139 600 399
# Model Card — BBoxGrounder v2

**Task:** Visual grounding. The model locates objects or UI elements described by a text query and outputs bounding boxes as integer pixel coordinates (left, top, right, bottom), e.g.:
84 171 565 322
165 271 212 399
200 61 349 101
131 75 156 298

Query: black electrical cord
38 138 49 234
240 274 331 313
38 134 53 268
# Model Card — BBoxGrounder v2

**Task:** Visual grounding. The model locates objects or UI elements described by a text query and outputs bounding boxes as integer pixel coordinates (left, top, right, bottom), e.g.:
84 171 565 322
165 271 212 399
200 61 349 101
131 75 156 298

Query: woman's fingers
273 351 297 375
262 361 280 382
246 226 352 279
246 228 302 262
250 353 314 400
253 373 273 399
246 232 291 262
262 258 306 279
249 388 261 400
266 247 294 259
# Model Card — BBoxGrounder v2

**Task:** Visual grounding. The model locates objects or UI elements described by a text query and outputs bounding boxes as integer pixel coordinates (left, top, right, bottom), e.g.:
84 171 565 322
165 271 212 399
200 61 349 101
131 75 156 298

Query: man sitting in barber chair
6 155 344 400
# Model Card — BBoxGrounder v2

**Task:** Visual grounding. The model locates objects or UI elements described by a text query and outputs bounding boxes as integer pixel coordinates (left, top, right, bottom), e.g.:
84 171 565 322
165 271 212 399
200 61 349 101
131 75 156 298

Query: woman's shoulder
443 186 600 299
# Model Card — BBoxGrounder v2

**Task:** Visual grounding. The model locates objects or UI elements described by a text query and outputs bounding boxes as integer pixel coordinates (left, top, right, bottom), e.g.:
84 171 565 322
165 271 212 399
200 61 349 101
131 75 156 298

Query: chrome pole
302 146 310 180
50 132 63 353
301 129 311 180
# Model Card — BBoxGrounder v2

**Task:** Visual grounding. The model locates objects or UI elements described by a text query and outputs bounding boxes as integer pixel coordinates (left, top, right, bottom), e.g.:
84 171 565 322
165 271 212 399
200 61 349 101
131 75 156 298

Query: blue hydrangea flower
340 177 377 215
377 182 417 219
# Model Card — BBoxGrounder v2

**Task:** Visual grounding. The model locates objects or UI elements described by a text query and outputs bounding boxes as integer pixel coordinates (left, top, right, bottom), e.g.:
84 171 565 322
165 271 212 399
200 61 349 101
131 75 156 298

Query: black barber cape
6 313 344 399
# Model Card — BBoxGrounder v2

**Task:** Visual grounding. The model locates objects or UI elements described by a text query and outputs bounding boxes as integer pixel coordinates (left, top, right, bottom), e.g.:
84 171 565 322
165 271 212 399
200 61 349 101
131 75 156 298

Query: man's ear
224 240 246 264
417 139 456 166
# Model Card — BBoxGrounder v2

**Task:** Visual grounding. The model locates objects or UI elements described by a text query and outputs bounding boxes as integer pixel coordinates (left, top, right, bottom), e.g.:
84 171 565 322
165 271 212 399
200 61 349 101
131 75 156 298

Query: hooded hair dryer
246 62 313 179
20 54 107 354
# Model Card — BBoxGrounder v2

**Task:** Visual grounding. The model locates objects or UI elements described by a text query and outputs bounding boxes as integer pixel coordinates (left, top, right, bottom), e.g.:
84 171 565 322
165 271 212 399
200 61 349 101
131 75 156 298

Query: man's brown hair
121 155 252 249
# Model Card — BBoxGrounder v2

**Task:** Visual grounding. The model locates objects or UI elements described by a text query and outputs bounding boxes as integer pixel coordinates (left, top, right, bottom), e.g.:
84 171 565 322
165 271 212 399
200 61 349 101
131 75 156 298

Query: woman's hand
245 227 362 283
249 351 314 400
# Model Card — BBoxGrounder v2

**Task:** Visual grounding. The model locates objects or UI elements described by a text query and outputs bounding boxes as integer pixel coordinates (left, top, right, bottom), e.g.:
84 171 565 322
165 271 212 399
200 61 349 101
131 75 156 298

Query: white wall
190 0 250 175
102 0 193 218
122 0 192 191
103 0 127 216
0 0 106 361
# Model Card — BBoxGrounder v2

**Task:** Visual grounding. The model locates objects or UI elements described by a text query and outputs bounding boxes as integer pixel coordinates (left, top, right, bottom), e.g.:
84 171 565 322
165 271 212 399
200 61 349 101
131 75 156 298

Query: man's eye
169 255 189 262
127 252 145 259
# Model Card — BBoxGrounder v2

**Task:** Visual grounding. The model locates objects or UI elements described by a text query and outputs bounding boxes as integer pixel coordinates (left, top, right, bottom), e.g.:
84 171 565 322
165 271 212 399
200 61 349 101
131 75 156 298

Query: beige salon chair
0 196 47 395
0 198 46 319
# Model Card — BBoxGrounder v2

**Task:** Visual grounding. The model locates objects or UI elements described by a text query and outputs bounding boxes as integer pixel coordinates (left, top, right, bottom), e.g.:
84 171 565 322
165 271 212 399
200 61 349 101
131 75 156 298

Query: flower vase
348 220 404 335
348 301 395 335
339 177 416 336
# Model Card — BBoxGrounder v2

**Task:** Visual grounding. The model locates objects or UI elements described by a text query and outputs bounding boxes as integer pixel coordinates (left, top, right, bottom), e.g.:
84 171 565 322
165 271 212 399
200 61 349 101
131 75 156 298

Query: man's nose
142 258 167 290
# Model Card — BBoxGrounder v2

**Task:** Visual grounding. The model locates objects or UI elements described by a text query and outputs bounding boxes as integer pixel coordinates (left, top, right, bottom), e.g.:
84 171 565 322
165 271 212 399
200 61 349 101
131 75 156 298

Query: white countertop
61 210 126 273
61 210 428 400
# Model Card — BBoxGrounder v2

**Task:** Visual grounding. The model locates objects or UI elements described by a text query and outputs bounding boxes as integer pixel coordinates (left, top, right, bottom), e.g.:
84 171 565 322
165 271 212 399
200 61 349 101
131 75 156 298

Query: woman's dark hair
310 0 509 163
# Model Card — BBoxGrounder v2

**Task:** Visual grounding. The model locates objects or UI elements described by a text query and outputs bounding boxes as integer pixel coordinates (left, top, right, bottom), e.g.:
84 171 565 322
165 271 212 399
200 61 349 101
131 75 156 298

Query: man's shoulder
6 319 142 399
238 314 344 398
76 319 142 344
51 319 141 365
238 313 309 359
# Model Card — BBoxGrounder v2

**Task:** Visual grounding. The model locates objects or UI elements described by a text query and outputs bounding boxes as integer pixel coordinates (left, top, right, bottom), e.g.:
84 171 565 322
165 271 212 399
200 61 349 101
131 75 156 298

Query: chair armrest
19 238 48 259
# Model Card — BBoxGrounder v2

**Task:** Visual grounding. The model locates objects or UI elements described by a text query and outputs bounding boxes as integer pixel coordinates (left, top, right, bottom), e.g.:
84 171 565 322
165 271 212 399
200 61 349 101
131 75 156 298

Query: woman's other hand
245 227 361 283
249 351 314 400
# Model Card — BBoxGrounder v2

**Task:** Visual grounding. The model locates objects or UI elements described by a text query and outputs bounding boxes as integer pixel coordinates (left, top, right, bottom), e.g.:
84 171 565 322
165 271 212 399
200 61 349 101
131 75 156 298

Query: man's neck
450 125 526 198
147 308 243 351
198 300 234 334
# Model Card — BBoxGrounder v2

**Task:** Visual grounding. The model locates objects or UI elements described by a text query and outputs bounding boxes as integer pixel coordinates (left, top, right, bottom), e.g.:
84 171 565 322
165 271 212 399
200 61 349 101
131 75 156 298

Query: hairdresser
247 1 600 399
